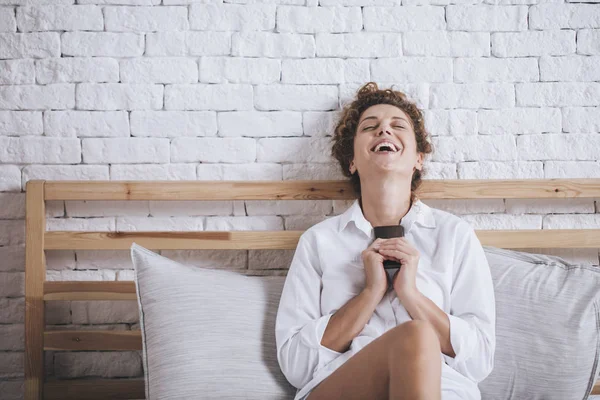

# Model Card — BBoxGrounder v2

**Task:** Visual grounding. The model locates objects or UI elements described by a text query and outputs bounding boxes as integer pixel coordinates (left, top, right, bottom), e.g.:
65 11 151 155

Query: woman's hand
361 238 389 301
377 237 420 301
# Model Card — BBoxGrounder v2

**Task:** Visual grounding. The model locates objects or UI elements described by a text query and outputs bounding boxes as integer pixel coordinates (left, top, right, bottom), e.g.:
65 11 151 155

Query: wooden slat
25 180 45 400
43 178 600 201
44 229 600 250
44 230 301 250
417 178 600 199
592 380 600 395
44 330 142 351
44 180 352 201
44 379 145 400
476 229 600 249
44 281 137 301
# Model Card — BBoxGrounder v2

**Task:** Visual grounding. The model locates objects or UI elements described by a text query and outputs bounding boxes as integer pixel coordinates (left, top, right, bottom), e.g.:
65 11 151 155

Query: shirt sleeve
275 230 344 390
442 222 496 383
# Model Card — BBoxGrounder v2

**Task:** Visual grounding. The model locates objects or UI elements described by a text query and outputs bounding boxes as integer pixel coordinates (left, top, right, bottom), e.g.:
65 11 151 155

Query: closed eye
364 125 405 130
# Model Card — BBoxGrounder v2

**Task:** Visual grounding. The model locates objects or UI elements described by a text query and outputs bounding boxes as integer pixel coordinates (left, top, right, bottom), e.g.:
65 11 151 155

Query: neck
359 178 413 227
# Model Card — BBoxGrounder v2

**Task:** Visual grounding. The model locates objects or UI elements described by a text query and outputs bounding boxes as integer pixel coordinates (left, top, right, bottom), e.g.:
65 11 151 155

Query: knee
388 320 441 358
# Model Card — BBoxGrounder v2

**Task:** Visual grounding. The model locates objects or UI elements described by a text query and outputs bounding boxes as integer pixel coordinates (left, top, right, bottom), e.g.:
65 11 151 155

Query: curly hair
330 82 433 204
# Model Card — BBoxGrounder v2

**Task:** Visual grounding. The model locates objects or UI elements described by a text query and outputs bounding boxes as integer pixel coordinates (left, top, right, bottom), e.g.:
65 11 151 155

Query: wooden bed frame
24 178 600 399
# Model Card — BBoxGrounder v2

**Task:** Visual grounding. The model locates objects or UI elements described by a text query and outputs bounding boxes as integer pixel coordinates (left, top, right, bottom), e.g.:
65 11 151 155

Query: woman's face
350 103 423 180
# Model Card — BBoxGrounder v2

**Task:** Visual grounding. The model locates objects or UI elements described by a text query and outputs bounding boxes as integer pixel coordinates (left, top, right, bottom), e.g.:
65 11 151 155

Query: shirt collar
338 197 436 239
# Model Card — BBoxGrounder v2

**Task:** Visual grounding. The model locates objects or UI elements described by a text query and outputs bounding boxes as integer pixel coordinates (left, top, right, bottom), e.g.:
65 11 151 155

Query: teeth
373 142 399 152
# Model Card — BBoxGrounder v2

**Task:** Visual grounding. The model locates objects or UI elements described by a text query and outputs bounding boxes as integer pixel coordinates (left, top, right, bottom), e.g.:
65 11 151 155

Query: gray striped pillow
479 246 600 400
130 243 296 400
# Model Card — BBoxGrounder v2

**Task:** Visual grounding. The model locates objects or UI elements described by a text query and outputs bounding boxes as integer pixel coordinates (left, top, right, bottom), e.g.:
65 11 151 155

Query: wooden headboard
24 178 600 399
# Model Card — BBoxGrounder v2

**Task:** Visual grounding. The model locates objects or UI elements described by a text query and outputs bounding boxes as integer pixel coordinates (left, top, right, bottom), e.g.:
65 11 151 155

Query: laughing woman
275 82 496 400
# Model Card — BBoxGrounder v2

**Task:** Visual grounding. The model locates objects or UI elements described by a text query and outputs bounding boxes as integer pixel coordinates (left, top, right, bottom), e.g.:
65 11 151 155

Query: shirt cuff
442 312 473 368
313 312 343 371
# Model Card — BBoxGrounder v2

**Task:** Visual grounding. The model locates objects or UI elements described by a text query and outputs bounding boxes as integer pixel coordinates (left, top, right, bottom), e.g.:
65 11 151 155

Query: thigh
306 321 423 400
305 333 390 400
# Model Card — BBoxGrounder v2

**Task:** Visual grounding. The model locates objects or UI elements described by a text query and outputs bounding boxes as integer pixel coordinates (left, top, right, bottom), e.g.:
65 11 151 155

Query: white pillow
130 243 296 400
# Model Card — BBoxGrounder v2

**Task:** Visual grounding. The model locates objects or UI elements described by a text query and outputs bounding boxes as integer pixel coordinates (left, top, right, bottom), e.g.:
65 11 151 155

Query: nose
378 127 393 136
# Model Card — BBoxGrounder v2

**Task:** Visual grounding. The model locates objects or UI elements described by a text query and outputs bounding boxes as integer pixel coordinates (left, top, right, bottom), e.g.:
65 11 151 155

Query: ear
415 153 424 171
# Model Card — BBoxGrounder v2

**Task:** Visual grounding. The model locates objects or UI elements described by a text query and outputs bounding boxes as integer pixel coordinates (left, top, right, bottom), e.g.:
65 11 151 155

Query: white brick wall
0 1 599 399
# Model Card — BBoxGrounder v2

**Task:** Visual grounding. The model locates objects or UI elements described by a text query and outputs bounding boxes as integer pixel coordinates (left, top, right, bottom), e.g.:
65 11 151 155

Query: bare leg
306 320 442 400
388 320 442 400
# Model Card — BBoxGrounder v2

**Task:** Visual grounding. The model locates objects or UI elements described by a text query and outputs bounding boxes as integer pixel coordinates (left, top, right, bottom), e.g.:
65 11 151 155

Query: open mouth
371 142 402 154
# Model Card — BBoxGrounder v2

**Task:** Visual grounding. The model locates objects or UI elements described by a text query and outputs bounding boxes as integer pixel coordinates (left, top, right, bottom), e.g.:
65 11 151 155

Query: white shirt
275 197 496 400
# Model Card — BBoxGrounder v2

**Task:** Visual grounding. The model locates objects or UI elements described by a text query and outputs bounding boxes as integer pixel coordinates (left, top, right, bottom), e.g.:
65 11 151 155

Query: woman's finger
379 243 415 255
378 249 407 262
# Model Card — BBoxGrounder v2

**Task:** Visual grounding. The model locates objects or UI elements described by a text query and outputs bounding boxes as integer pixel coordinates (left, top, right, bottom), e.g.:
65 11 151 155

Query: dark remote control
373 224 404 269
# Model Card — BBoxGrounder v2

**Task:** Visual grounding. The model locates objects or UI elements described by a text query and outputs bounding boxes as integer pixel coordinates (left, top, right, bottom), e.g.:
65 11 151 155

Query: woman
275 82 496 400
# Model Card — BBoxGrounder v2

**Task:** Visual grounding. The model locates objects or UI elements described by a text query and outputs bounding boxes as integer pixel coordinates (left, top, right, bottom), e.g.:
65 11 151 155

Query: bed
23 178 600 399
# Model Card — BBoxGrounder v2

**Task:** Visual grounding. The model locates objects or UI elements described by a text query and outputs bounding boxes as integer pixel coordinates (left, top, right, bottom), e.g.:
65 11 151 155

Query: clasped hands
375 237 420 301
